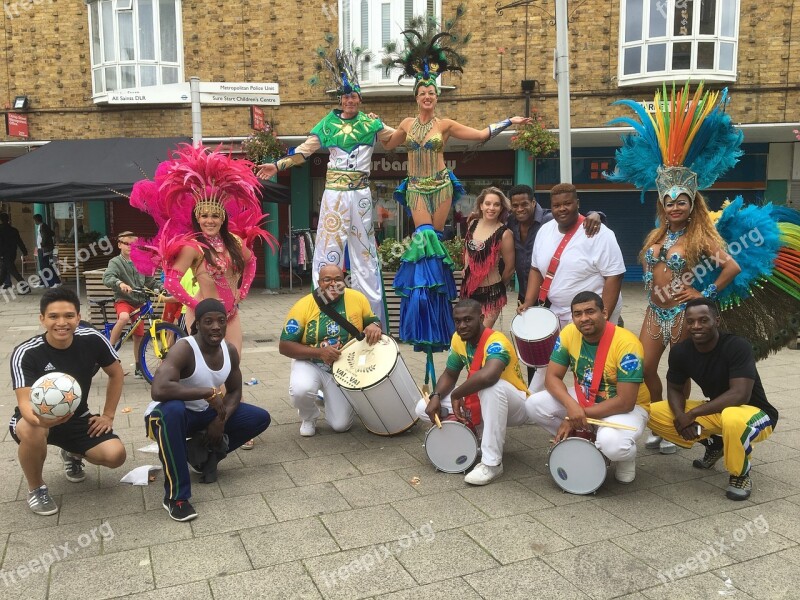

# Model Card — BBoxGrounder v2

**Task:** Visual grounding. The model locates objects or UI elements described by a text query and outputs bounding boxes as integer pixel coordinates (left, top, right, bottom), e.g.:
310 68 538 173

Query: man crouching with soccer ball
9 288 126 516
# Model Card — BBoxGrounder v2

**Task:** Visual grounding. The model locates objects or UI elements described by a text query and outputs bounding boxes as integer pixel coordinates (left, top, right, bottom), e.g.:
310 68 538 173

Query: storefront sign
5 112 29 138
309 151 515 178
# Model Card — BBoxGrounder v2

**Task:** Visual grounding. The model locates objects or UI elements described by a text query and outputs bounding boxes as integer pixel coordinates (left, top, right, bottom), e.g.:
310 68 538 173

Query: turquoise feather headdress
605 83 743 203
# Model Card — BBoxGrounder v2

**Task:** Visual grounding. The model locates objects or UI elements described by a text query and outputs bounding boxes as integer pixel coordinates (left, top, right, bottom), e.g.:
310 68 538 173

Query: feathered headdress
129 143 274 275
605 83 743 203
381 4 470 93
310 34 371 97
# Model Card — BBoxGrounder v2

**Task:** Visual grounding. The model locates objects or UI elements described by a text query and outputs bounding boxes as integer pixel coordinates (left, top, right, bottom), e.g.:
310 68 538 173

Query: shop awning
0 137 290 204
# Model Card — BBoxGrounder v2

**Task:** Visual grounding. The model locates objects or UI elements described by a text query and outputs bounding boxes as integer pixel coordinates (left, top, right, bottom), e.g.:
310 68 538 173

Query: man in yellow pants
648 298 778 501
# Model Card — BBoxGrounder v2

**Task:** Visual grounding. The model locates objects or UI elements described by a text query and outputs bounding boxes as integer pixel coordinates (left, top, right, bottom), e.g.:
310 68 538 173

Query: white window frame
339 0 443 96
88 0 184 101
618 0 739 87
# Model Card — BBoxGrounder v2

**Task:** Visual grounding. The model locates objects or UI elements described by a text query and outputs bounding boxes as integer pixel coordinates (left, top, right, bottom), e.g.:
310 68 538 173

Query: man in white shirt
519 183 625 392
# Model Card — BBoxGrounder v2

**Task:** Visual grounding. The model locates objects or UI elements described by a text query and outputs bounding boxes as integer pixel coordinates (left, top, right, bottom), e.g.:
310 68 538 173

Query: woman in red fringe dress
460 187 515 328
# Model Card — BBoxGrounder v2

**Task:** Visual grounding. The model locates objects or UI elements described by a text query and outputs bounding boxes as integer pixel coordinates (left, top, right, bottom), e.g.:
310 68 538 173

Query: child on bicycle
103 231 159 378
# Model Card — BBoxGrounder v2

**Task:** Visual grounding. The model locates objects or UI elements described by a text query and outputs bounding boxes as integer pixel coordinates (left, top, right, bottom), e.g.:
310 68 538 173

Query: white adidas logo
44 363 56 372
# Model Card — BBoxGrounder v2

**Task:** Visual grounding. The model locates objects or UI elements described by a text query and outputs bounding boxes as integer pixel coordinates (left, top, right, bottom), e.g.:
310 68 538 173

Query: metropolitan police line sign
104 82 280 105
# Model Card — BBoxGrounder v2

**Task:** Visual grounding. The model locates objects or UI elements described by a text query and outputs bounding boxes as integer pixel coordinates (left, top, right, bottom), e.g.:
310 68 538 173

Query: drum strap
312 289 365 342
538 215 585 304
574 323 616 408
463 327 494 427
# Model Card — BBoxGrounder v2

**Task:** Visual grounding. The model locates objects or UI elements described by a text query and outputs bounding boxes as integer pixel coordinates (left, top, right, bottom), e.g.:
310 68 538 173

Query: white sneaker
645 434 662 449
299 419 317 437
615 459 636 483
464 462 503 486
659 440 678 454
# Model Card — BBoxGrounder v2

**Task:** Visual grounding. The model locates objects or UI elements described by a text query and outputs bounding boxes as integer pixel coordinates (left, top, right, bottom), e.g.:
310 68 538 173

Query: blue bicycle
91 288 186 383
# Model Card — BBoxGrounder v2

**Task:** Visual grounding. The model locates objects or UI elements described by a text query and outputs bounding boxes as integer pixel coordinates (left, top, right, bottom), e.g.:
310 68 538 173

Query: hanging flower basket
241 123 285 165
509 111 559 159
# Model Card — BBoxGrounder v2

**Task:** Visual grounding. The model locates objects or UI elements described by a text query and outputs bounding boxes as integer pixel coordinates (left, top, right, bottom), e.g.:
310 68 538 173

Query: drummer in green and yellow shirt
417 298 534 486
279 265 382 437
526 291 650 484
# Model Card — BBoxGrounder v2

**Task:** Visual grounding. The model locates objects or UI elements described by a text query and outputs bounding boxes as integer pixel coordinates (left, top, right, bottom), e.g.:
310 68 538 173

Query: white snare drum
511 307 561 368
332 335 419 436
546 435 609 495
424 419 479 473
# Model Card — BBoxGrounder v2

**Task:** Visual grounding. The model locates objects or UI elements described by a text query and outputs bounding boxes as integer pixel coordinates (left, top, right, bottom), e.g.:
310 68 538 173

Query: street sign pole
190 77 202 147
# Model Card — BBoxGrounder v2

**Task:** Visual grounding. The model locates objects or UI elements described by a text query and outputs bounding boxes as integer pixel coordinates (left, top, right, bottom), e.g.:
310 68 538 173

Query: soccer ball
29 372 82 420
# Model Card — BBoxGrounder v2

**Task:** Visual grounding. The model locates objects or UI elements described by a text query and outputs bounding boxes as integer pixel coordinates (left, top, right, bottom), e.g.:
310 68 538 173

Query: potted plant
378 235 465 275
241 122 285 166
377 237 409 273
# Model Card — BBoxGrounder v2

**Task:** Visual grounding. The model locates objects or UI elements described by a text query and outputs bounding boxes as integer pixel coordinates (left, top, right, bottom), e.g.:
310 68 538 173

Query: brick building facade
1 0 798 280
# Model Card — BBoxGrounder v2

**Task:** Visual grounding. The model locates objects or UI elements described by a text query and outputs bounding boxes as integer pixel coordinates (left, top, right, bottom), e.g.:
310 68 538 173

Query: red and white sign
5 112 29 138
251 106 265 131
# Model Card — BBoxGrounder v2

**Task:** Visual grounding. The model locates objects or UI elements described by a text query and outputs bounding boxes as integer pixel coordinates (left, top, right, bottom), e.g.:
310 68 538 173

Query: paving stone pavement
1 283 799 599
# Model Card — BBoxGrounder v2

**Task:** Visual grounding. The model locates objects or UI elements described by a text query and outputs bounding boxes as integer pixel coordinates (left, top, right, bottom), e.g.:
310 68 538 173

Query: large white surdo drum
510 307 561 368
332 335 420 436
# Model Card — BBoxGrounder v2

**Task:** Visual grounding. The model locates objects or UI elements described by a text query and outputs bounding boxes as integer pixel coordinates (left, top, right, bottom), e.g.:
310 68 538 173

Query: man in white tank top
146 299 271 522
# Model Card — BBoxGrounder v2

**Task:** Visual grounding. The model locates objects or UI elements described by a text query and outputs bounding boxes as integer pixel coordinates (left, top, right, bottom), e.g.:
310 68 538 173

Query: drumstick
418 386 443 429
564 417 638 431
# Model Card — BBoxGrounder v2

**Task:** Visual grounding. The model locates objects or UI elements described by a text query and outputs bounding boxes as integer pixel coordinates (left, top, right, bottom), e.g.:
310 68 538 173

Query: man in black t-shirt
9 288 126 516
648 298 778 501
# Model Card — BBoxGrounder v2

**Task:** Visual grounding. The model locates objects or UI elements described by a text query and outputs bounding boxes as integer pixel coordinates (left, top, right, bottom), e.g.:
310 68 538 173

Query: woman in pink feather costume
130 144 275 355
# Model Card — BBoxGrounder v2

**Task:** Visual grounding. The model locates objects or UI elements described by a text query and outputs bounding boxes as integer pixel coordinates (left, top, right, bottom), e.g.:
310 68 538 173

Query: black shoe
134 367 144 379
693 435 724 470
163 499 197 521
726 473 752 501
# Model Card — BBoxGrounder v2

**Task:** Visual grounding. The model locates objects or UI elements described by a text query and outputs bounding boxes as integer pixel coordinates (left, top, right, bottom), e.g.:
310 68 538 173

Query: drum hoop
424 419 478 443
333 336 401 391
361 417 419 437
548 435 602 454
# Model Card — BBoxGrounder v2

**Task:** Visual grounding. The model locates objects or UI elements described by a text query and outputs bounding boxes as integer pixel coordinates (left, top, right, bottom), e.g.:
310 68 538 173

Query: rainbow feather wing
704 197 800 359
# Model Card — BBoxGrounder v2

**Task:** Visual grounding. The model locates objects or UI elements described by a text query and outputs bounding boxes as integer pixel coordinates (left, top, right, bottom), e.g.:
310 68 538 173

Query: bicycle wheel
139 322 185 384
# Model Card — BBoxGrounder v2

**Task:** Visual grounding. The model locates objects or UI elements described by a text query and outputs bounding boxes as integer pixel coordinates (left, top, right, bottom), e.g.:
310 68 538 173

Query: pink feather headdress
130 143 276 275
